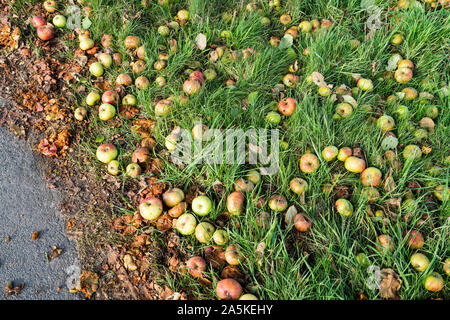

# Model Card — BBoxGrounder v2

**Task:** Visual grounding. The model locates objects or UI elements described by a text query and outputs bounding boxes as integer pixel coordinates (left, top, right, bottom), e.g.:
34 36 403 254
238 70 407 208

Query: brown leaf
32 231 39 241
383 168 396 193
379 268 401 299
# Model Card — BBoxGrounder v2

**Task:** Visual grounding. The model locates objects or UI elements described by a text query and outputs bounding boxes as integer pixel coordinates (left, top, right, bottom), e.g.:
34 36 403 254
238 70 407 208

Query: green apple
377 115 395 131
86 91 100 106
213 229 229 245
335 198 353 216
107 160 120 175
98 103 116 120
52 14 66 28
89 62 104 77
195 222 215 244
96 143 118 163
139 197 163 220
175 213 197 235
191 195 213 216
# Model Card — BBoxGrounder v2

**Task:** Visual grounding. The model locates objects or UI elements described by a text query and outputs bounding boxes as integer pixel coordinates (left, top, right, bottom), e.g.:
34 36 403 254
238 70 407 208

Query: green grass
10 0 450 299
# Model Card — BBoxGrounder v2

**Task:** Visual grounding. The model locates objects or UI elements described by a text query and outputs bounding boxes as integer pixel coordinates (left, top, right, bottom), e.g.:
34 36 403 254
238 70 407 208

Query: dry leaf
383 168 396 193
379 268 401 299
285 205 297 226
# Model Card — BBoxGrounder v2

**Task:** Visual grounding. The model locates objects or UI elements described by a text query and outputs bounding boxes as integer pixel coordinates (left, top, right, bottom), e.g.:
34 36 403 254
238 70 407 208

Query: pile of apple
31 1 69 41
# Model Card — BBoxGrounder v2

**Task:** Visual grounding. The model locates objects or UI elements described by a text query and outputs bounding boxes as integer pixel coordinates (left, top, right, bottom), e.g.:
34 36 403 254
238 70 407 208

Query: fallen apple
37 25 55 41
345 156 366 173
246 170 261 185
213 230 229 246
154 99 172 117
122 94 136 106
265 111 281 125
177 9 189 21
162 188 185 207
107 160 120 175
186 256 206 277
234 179 254 193
268 194 288 212
279 14 291 25
337 147 352 161
98 103 116 121
192 195 213 216
225 244 243 265
376 115 395 131
135 76 150 90
139 196 163 220
86 91 100 106
361 167 382 187
278 97 297 116
299 153 320 173
405 230 424 249
394 67 413 83
403 144 422 161
126 163 141 177
102 90 119 105
32 16 46 28
52 15 66 28
424 272 444 292
391 34 403 45
216 278 242 300
335 103 353 118
290 178 308 194
101 34 113 47
357 78 373 91
96 143 118 163
294 213 312 232
318 86 331 96
80 37 95 51
74 107 87 121
97 53 112 68
175 213 197 235
124 35 140 49
322 146 338 161
239 294 258 300
43 0 57 13
410 253 430 272
335 198 353 216
377 234 393 253
195 222 215 244
443 258 450 276
89 62 104 77
401 87 417 100
183 79 201 95
227 192 245 216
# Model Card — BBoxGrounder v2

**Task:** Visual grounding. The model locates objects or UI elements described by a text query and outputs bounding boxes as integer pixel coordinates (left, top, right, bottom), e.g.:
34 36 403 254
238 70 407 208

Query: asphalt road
0 121 80 300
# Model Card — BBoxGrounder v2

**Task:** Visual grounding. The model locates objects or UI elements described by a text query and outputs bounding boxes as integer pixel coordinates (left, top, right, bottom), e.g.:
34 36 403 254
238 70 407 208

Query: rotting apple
192 123 208 141
126 163 141 177
279 14 291 25
122 94 136 106
168 202 186 218
360 187 380 202
361 167 382 187
401 87 417 100
377 234 393 253
234 179 254 193
357 78 373 91
115 74 132 87
154 99 172 117
131 147 150 164
96 143 118 163
216 278 242 300
74 107 87 121
290 178 308 194
403 144 422 161
247 170 261 185
101 34 113 48
282 74 299 88
191 195 213 216
189 71 205 85
131 60 146 74
157 25 170 36
139 196 163 220
294 213 312 232
162 188 185 207
227 192 245 216
43 0 57 13
405 230 424 249
318 86 331 96
345 156 366 173
124 35 140 49
394 67 413 83
410 253 429 272
398 59 414 70
195 222 215 244
155 76 166 87
335 198 353 216
98 103 116 121
37 25 55 41
335 102 353 118
322 146 338 162
154 60 166 71
278 97 297 116
298 20 312 33
177 9 189 21
135 76 150 90
268 194 288 212
391 34 403 45
299 153 320 173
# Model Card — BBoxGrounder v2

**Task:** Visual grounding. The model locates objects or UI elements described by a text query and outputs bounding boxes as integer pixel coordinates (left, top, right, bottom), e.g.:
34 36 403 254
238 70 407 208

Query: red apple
101 91 119 105
294 213 312 232
405 230 424 249
32 16 46 28
124 35 140 49
424 272 444 292
186 256 206 277
37 25 55 41
361 167 382 187
216 279 242 300
278 97 297 116
189 71 205 85
183 79 201 95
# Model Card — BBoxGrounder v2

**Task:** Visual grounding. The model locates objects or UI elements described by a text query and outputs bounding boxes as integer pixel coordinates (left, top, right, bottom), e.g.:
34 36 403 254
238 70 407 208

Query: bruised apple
294 213 312 232
405 230 424 249
37 25 55 41
183 79 201 95
290 178 308 194
344 156 366 173
268 195 288 212
335 198 353 216
195 222 215 243
278 97 297 116
162 188 184 207
175 213 197 235
124 35 140 49
361 167 382 187
225 244 243 265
